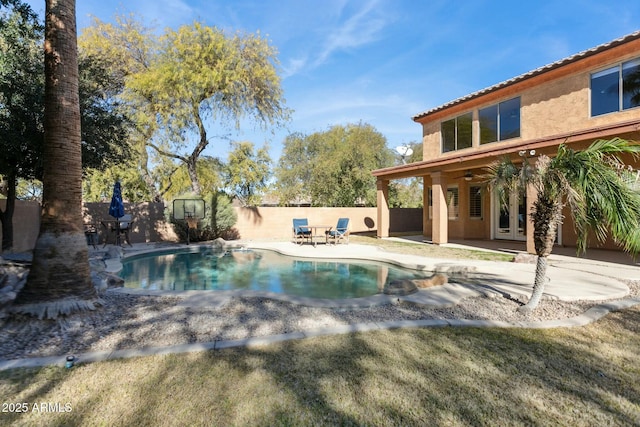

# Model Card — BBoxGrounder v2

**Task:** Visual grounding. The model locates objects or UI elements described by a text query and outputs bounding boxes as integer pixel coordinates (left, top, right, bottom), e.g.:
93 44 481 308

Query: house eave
373 119 640 180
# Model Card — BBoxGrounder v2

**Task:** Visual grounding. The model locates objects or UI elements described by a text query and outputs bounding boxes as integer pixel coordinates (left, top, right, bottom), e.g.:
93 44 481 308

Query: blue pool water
120 247 430 299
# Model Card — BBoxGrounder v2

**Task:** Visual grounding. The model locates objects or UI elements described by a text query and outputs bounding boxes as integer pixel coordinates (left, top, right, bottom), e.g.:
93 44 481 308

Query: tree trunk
12 0 98 319
0 172 16 252
186 105 208 195
522 195 561 312
139 139 162 202
187 155 201 195
519 255 548 312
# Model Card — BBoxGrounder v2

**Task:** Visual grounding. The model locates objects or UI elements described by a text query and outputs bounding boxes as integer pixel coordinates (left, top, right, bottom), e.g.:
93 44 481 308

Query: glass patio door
494 192 527 241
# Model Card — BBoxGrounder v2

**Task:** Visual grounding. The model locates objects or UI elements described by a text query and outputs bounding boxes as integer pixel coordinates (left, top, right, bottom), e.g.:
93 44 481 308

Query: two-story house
373 31 640 254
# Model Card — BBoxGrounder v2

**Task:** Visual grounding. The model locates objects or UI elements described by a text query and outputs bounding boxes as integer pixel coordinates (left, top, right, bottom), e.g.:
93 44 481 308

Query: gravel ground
1 280 638 361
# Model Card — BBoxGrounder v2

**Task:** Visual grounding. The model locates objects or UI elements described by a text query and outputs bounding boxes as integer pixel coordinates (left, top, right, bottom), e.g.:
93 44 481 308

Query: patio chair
118 214 133 247
326 217 350 244
292 218 312 245
84 223 98 249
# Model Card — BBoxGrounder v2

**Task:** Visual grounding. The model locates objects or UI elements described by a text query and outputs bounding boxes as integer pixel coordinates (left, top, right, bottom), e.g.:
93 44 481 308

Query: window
469 186 482 219
478 105 498 143
479 97 521 144
591 57 640 116
427 186 459 220
441 112 472 152
591 67 620 116
623 58 640 110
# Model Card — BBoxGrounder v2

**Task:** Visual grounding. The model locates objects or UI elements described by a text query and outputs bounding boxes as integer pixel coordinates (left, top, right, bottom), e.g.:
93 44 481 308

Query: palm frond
555 138 640 255
484 156 527 209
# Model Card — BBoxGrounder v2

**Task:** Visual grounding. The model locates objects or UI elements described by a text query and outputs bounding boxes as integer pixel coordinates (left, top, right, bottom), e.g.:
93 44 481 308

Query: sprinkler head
65 355 75 368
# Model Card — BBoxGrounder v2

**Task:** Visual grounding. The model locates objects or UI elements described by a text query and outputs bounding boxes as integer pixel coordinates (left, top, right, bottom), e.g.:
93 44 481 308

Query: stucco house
373 31 640 254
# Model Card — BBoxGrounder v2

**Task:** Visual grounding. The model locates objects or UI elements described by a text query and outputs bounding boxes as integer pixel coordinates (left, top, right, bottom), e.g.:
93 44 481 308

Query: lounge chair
326 217 350 244
292 218 312 245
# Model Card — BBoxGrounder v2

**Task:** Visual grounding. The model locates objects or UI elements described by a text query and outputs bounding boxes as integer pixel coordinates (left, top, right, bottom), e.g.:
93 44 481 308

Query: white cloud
282 57 308 79
313 0 390 67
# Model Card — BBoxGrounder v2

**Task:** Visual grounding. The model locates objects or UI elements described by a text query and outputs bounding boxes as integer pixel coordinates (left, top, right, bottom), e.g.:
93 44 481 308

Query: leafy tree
78 14 162 201
225 141 271 207
276 123 395 206
82 18 291 197
159 156 224 203
486 138 640 312
274 132 312 205
82 166 153 203
389 179 423 208
389 141 423 208
13 0 98 318
0 1 43 251
132 22 289 195
15 178 42 200
78 53 131 171
0 3 131 251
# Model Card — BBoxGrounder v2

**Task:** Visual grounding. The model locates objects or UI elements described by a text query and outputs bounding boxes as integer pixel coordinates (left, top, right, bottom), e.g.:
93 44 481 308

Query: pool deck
111 238 639 307
2 238 639 370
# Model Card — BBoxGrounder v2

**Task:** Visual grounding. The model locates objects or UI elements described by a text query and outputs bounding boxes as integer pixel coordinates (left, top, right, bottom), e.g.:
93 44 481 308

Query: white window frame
469 185 483 219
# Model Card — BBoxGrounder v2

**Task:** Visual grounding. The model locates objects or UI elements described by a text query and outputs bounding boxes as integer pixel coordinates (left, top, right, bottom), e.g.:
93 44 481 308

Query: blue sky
25 0 640 163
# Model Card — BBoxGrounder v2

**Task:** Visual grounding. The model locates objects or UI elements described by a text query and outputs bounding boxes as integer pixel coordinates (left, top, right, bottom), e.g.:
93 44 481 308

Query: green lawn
350 233 516 262
1 306 639 426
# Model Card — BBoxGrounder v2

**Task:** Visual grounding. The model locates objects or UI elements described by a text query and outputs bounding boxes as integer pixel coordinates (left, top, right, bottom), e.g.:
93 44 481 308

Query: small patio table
101 219 133 247
299 225 332 246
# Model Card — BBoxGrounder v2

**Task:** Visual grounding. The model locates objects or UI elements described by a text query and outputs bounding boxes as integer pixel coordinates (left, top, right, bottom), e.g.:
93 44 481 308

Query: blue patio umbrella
108 181 125 219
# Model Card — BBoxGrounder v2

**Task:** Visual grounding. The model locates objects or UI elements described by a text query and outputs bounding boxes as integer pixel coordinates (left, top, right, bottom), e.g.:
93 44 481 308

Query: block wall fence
0 202 423 252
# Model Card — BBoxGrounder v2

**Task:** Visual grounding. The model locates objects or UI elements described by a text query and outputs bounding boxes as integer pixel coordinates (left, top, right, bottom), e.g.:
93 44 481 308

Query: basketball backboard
173 199 205 220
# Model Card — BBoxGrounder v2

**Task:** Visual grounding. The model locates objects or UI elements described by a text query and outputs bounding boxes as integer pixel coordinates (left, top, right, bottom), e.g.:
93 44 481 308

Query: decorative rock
0 265 28 295
89 258 107 272
413 273 448 289
91 271 108 293
383 279 418 296
104 273 124 288
105 246 123 260
212 238 227 250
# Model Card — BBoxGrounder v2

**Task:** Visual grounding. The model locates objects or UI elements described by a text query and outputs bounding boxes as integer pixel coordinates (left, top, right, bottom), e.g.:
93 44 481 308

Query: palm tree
12 0 98 318
486 138 640 312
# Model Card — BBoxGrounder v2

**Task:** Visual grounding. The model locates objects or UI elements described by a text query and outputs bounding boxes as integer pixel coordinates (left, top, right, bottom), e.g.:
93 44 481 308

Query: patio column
422 175 429 239
431 172 448 245
376 179 390 238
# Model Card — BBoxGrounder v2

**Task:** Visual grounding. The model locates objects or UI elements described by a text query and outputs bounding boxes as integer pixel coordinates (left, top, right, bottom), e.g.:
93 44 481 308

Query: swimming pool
120 247 430 299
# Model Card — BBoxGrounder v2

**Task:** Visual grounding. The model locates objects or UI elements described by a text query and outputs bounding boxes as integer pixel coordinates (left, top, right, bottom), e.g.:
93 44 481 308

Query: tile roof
412 30 640 121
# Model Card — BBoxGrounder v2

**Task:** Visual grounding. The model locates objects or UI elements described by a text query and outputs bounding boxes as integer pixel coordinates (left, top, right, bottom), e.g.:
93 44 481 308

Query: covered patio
372 120 640 255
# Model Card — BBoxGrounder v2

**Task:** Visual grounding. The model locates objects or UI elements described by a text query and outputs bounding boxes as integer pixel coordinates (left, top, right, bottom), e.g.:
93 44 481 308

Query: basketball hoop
173 199 205 245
